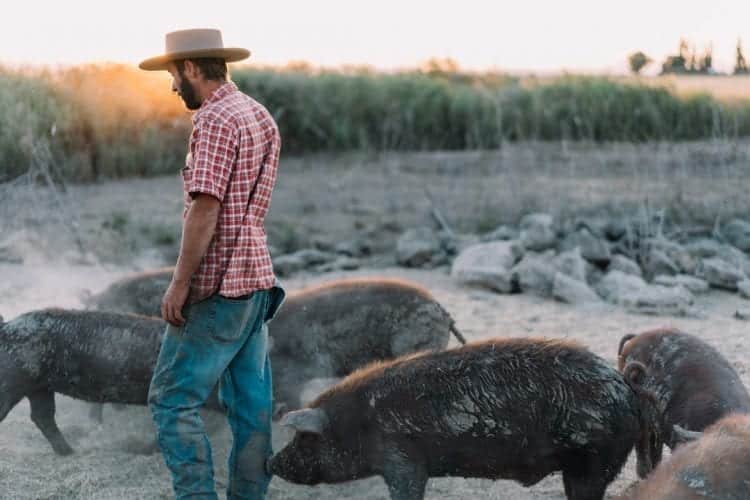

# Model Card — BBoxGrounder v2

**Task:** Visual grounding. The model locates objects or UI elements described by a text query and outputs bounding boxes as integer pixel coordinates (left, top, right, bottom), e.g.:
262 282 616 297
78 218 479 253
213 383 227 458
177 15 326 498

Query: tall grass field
2 63 750 182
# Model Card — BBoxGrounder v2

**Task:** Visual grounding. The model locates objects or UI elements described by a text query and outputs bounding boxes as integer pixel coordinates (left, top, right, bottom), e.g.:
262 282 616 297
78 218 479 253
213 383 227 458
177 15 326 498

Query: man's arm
161 194 221 326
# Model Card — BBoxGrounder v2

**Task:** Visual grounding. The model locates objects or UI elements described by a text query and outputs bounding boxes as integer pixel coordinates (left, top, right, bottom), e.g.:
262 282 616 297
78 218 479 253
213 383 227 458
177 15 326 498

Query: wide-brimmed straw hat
139 29 250 71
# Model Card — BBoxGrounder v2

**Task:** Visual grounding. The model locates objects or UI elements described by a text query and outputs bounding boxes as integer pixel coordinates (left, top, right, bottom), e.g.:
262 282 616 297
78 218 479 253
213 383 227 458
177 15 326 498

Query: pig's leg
381 448 428 500
0 389 25 424
562 459 612 500
28 390 74 456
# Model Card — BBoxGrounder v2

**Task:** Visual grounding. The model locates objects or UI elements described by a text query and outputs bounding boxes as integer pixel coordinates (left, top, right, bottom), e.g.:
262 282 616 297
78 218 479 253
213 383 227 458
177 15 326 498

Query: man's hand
161 279 191 327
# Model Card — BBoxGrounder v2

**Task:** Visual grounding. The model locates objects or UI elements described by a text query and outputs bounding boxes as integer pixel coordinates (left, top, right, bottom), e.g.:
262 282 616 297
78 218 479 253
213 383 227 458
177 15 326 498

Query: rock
311 237 336 253
723 219 750 252
552 272 602 305
440 232 481 256
735 309 750 321
603 218 628 241
560 228 611 266
519 213 557 252
273 249 336 276
716 245 750 277
645 238 697 275
619 284 695 316
654 274 710 294
685 239 723 260
451 241 524 293
554 247 590 283
608 254 643 278
640 248 680 279
453 268 518 294
396 228 447 268
738 280 750 299
696 257 747 291
479 225 518 242
315 257 362 273
334 239 371 258
595 270 648 302
596 271 694 315
511 251 558 296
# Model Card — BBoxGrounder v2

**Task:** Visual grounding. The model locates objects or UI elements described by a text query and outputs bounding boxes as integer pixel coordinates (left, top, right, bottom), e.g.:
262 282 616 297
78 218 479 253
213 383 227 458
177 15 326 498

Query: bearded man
140 28 285 500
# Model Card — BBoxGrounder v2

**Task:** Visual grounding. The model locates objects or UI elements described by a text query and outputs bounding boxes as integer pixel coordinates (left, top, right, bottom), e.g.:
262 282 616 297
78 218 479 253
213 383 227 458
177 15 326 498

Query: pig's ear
672 425 702 445
280 408 328 434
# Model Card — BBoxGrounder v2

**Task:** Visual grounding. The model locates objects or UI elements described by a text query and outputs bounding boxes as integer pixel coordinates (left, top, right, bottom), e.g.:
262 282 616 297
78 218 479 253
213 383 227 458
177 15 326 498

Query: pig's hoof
53 442 75 456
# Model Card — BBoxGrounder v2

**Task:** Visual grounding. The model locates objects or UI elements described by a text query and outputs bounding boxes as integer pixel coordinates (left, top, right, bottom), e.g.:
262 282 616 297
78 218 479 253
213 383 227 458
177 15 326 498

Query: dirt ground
1 143 750 499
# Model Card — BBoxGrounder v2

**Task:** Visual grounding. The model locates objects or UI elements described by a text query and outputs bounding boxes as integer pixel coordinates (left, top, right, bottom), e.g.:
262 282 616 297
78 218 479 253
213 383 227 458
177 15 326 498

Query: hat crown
165 29 224 54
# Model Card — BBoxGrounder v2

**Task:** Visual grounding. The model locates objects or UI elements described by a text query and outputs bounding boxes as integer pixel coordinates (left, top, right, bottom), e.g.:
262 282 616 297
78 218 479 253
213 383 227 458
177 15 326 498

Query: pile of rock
403 213 750 316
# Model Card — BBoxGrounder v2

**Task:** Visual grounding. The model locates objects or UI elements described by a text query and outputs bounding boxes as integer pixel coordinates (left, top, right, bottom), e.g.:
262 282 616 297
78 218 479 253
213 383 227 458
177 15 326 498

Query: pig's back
323 338 639 477
271 278 453 373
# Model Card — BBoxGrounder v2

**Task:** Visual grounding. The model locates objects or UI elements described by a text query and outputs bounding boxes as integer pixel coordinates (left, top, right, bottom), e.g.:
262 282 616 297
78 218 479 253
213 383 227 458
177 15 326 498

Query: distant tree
661 39 689 74
735 39 749 75
688 45 697 72
699 44 713 74
628 51 652 75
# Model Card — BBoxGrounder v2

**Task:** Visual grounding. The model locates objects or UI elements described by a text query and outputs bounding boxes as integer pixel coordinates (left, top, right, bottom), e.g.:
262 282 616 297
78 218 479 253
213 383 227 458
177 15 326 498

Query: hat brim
139 48 251 71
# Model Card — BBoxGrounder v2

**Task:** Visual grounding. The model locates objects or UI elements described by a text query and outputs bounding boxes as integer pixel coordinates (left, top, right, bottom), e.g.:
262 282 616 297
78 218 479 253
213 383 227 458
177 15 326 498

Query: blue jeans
148 285 285 500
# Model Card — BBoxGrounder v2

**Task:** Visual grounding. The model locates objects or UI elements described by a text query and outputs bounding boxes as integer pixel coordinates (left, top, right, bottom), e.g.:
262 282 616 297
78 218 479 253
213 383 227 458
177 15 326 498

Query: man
140 29 285 499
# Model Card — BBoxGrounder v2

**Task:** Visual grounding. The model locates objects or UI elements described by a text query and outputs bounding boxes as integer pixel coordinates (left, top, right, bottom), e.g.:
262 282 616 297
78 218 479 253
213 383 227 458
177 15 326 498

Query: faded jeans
148 285 285 500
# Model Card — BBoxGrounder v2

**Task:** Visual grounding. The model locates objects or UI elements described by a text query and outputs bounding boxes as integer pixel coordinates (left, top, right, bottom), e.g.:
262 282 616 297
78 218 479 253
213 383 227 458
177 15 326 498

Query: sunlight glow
2 0 749 74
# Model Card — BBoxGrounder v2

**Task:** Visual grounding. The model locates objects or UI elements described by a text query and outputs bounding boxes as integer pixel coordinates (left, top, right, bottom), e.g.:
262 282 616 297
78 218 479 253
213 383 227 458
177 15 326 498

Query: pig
0 308 223 455
617 327 750 450
83 267 172 318
268 277 466 411
87 272 466 412
620 413 750 499
269 337 662 500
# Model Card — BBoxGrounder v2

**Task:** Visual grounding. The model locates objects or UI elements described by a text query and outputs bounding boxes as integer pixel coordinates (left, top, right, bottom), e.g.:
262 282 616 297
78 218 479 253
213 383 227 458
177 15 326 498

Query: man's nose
171 80 178 93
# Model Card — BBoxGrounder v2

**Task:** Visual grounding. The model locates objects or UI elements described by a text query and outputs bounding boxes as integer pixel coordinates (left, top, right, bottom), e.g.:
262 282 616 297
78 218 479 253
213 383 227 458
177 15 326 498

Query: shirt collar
193 81 238 122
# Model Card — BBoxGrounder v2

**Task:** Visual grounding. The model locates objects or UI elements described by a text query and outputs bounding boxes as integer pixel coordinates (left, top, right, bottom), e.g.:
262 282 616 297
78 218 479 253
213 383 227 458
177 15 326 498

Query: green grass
2 64 750 182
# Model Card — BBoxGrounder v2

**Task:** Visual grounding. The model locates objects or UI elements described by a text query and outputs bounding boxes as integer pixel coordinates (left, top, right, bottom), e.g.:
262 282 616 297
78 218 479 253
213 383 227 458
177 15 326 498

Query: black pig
269 337 661 500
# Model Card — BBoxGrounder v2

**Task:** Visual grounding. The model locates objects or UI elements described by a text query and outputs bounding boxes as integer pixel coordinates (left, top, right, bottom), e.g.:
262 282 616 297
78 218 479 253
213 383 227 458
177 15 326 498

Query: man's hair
175 57 228 81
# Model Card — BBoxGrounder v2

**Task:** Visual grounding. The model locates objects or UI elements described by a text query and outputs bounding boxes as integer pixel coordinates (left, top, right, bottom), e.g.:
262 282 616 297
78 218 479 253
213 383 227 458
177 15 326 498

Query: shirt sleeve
187 116 237 202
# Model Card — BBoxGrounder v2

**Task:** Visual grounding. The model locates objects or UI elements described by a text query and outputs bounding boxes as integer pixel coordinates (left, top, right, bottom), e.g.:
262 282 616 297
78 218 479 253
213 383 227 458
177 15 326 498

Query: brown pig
618 328 750 450
621 413 750 499
269 337 662 500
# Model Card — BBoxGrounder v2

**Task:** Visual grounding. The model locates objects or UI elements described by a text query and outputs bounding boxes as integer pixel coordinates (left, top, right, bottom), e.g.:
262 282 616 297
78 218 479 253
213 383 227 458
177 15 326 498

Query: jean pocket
212 294 263 343
182 297 217 340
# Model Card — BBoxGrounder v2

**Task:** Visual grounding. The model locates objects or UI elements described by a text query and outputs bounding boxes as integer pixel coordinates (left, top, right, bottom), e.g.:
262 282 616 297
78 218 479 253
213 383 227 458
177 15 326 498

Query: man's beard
178 71 201 110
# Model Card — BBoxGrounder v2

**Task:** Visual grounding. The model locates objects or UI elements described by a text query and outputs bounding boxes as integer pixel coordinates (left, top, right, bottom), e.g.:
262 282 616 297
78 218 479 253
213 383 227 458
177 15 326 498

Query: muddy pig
269 277 465 412
0 308 223 455
620 413 750 499
83 267 172 318
269 338 661 500
618 327 750 450
87 272 466 413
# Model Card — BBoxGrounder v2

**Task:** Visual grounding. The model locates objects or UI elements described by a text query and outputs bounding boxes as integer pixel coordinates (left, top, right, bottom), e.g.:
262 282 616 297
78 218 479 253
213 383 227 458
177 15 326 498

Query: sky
2 0 749 74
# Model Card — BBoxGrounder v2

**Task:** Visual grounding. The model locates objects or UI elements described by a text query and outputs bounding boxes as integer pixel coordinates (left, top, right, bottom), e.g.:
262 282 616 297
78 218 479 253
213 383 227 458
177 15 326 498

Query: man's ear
183 59 200 80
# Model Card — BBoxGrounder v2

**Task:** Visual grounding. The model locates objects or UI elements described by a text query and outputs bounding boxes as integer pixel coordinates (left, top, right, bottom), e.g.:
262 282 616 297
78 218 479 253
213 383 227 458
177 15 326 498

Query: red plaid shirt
182 81 280 302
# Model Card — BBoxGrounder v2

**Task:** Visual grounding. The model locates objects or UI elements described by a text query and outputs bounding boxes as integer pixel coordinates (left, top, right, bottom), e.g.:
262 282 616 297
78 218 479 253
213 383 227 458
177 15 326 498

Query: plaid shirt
182 81 280 302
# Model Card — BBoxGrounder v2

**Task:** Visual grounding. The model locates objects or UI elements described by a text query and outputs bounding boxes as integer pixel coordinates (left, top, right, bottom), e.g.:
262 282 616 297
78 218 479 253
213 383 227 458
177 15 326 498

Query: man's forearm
173 196 221 285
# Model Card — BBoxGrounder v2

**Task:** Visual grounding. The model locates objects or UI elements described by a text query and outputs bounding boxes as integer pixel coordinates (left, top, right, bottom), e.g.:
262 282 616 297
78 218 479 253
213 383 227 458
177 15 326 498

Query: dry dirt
1 144 750 499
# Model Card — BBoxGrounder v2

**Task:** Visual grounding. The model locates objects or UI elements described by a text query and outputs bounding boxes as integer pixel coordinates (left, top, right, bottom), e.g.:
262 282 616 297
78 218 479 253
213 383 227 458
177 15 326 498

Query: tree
735 39 749 75
699 44 713 74
628 51 652 75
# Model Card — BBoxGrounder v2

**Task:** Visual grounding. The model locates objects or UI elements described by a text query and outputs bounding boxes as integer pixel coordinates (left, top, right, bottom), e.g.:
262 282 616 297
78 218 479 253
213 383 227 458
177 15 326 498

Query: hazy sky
3 0 749 73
